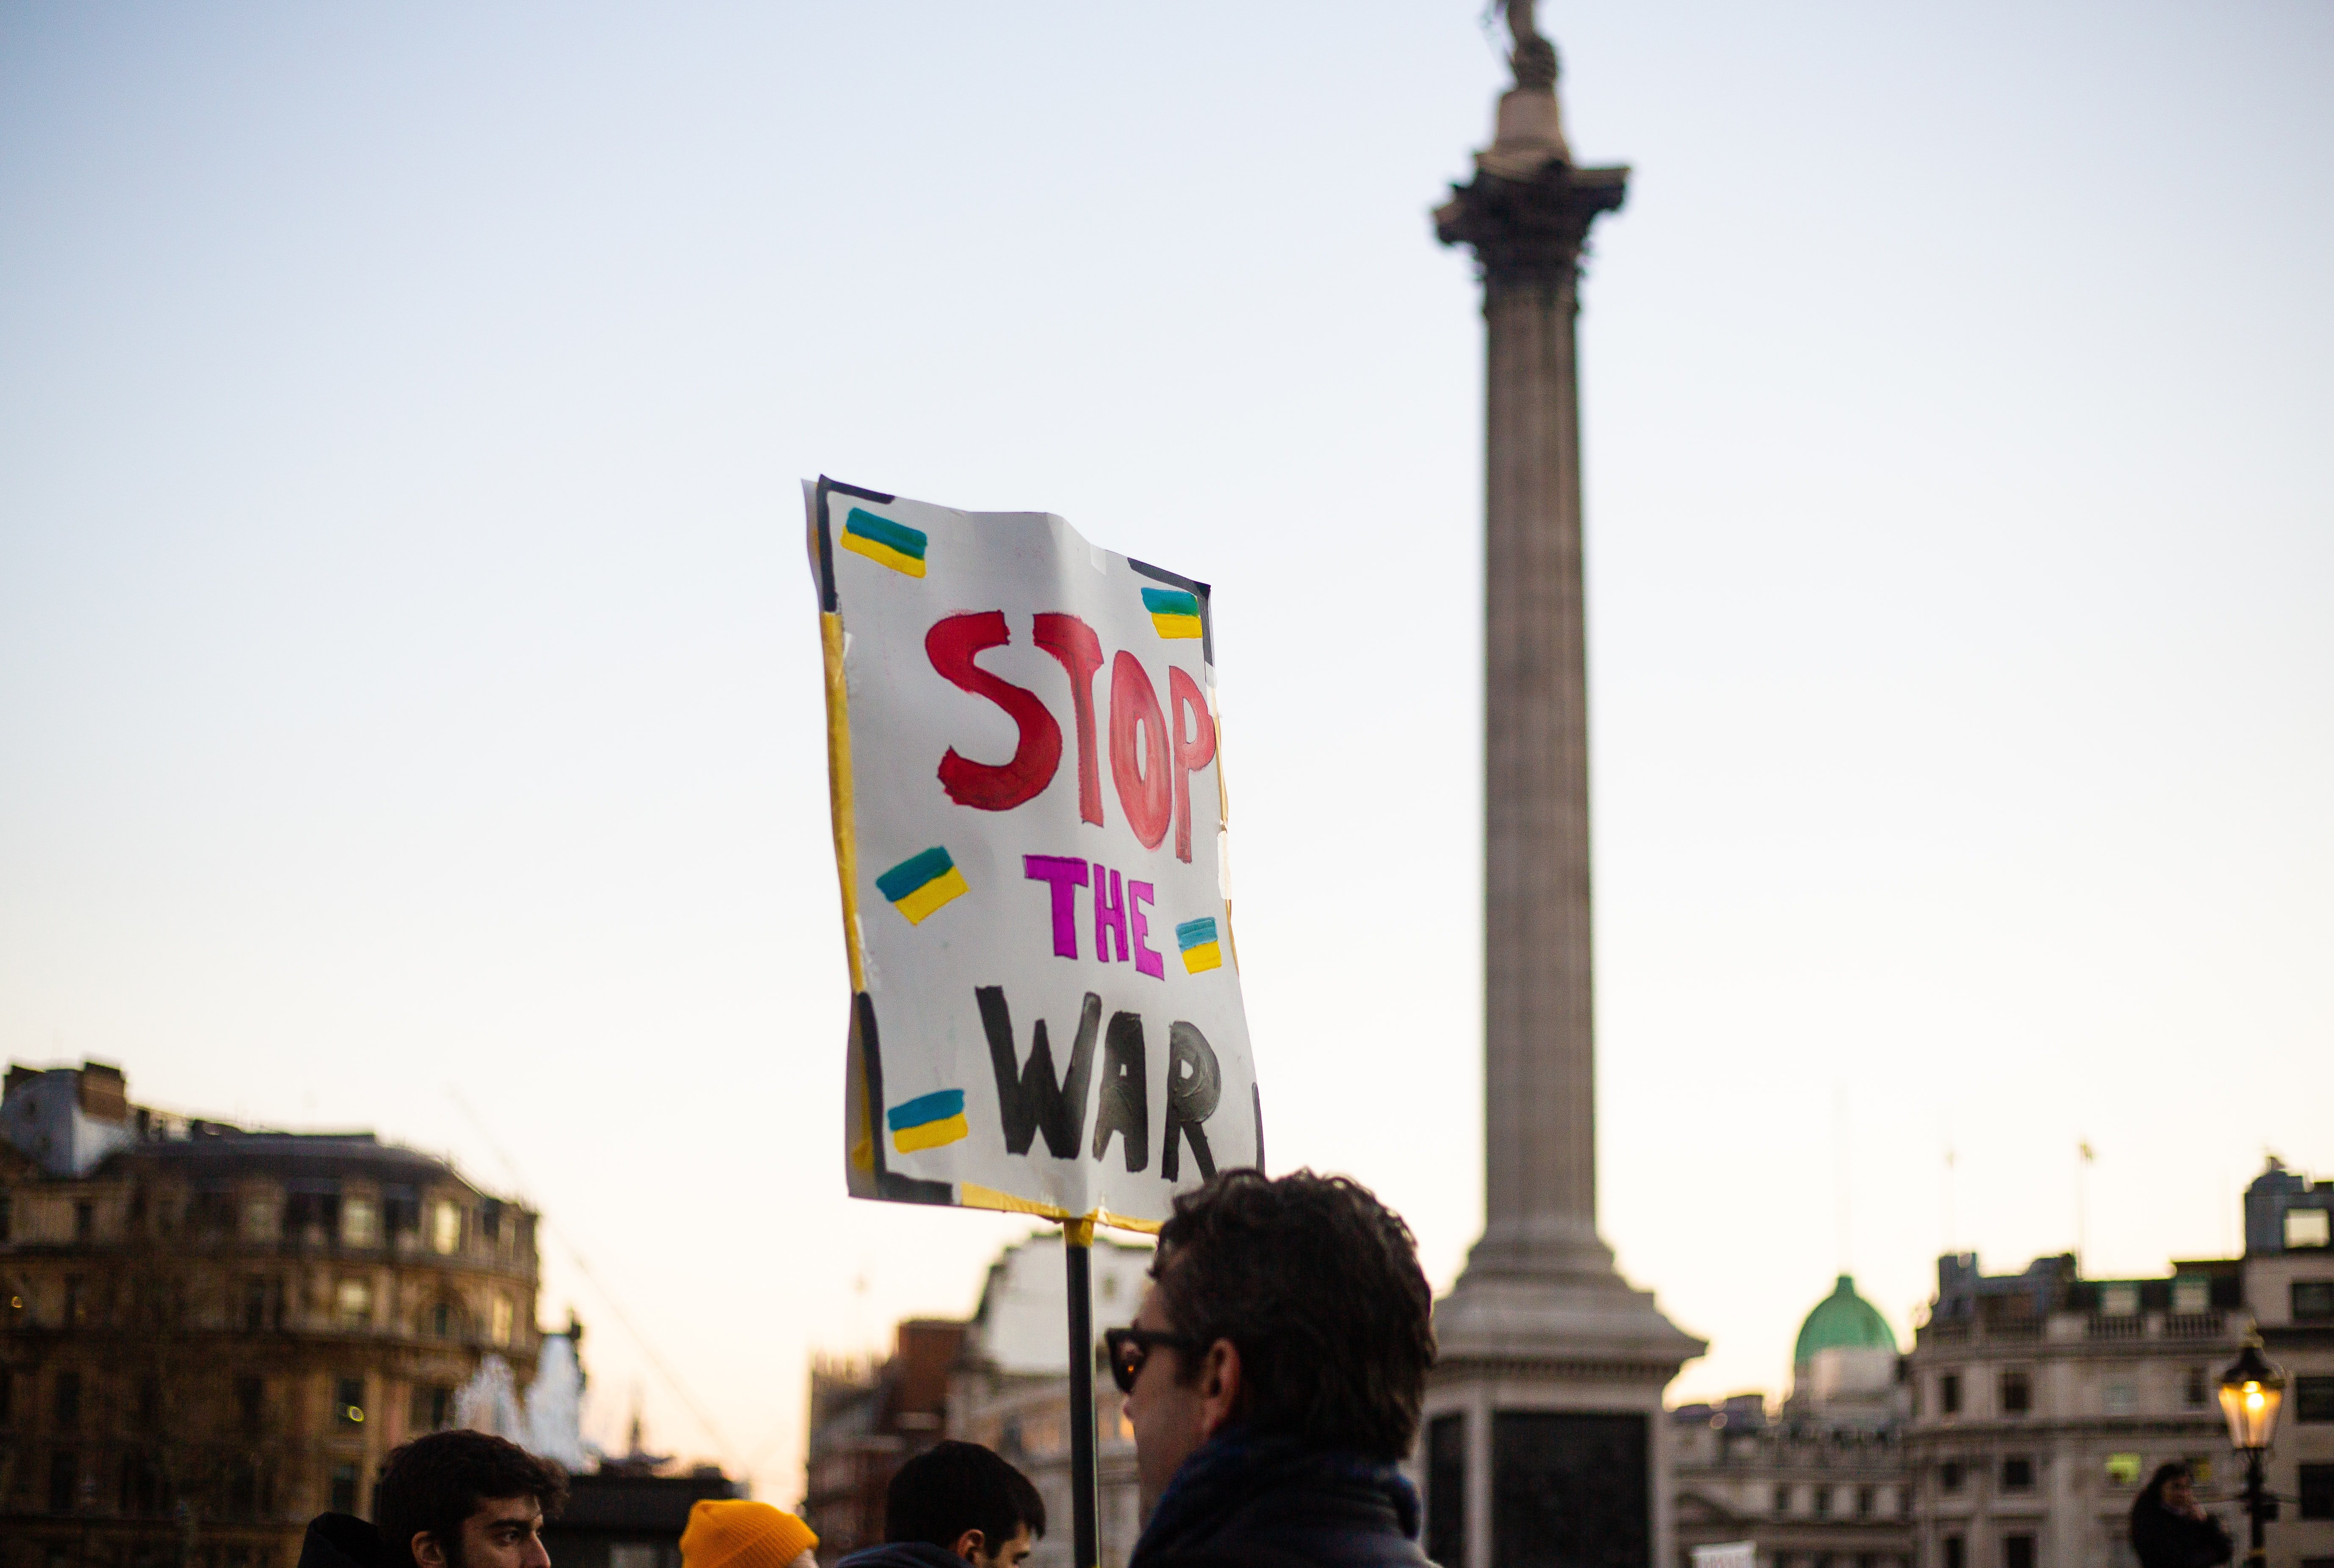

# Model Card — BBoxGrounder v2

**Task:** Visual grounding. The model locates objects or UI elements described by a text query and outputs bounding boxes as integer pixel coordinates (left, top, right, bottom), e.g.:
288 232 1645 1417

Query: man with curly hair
1105 1169 1437 1568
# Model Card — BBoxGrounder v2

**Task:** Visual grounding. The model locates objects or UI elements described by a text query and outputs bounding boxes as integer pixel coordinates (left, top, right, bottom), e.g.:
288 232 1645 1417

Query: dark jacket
298 1513 405 1568
2130 1501 2234 1568
1129 1427 1432 1568
839 1545 976 1568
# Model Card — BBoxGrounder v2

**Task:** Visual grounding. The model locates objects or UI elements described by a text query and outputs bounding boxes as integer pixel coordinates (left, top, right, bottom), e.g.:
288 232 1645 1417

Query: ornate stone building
1671 1276 1913 1568
0 1060 540 1568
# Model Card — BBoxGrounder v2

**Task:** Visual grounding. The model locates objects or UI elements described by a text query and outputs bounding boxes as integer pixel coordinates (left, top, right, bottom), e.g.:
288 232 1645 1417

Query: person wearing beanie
682 1499 820 1568
836 1442 1044 1568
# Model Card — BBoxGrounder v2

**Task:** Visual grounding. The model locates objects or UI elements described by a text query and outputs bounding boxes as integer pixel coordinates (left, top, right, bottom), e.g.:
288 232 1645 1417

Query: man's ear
413 1534 449 1568
950 1528 988 1564
1196 1337 1243 1438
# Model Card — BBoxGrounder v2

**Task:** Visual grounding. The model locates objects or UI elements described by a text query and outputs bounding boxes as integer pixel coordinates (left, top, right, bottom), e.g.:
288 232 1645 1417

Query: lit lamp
2218 1336 2287 1568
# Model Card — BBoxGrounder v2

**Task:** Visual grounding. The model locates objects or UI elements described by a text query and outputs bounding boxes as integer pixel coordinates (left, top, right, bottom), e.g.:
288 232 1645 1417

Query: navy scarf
1130 1426 1421 1568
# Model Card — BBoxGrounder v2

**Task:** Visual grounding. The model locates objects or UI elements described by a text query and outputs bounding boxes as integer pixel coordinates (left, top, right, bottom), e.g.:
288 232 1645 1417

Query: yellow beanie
681 1500 820 1568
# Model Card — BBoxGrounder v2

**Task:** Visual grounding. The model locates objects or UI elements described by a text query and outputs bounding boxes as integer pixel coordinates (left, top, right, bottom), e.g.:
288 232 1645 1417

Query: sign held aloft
806 477 1261 1234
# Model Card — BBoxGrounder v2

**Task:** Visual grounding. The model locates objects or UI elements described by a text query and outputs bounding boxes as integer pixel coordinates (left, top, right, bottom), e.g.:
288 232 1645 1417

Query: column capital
1434 163 1629 288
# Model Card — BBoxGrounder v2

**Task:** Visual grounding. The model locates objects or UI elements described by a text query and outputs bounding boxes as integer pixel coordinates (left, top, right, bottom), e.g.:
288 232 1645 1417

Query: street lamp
2218 1335 2287 1567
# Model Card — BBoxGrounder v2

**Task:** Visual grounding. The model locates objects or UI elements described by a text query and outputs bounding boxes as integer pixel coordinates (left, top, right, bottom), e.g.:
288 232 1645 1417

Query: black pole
2245 1449 2267 1567
1065 1217 1100 1568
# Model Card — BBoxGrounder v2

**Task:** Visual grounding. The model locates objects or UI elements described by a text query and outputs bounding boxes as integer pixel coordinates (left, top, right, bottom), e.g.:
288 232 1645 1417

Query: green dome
1794 1275 1897 1363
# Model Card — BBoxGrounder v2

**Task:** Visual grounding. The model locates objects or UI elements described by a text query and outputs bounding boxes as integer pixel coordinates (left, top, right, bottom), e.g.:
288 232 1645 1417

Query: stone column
1419 22 1703 1568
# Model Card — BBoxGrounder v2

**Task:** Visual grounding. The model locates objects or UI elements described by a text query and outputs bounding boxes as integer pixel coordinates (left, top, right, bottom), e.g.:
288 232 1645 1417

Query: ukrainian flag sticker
840 507 929 578
889 1089 969 1154
1142 586 1204 640
877 846 968 925
1176 916 1223 974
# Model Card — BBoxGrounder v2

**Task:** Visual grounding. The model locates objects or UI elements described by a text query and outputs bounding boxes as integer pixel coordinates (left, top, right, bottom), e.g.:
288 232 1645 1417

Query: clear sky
3 1 2329 1502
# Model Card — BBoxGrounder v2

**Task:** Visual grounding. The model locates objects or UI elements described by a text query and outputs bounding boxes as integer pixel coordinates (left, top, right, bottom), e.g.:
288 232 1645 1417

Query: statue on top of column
1502 0 1559 91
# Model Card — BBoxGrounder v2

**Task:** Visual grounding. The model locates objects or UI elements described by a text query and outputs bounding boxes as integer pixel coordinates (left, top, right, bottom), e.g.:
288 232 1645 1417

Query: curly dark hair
374 1429 567 1566
1149 1168 1434 1460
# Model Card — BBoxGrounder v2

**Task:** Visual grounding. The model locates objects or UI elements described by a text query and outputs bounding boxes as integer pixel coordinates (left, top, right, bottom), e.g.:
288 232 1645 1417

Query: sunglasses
1103 1326 1200 1394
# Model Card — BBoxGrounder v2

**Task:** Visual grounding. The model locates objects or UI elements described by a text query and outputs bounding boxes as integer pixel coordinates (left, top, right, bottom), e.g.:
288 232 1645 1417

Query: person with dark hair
1110 1168 1436 1568
296 1429 569 1568
835 1440 1045 1568
2131 1461 2233 1568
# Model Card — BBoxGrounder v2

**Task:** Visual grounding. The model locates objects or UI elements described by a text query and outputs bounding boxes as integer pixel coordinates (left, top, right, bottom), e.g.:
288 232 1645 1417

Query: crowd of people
297 1169 1438 1568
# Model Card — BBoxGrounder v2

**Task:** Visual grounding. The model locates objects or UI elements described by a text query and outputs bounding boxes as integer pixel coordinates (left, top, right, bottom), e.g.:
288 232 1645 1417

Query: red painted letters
1167 666 1216 864
1109 651 1171 851
926 611 1062 812
1033 613 1106 827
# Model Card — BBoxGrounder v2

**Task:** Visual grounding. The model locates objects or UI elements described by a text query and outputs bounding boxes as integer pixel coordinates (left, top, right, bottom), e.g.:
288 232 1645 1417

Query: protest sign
806 477 1261 1235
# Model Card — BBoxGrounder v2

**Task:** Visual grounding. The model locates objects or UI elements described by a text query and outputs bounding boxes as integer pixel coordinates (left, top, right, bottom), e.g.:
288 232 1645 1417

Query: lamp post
2218 1335 2288 1568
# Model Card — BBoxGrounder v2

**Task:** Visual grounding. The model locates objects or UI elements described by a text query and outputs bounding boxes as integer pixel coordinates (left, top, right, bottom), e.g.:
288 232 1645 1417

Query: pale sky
3 2 2330 1502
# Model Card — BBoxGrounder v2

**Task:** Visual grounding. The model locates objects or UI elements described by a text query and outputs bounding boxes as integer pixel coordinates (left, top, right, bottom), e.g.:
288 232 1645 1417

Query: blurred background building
1666 1160 2334 1568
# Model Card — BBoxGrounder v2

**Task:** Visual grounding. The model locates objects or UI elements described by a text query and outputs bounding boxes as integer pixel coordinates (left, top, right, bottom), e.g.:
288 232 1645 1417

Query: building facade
0 1060 540 1568
2240 1160 2334 1568
1903 1248 2247 1568
1670 1276 1913 1568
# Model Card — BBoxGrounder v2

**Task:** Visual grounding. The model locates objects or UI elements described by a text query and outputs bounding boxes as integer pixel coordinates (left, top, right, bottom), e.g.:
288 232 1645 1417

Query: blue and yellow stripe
877 846 969 925
1176 916 1222 974
888 1089 969 1154
1142 587 1203 640
840 507 929 578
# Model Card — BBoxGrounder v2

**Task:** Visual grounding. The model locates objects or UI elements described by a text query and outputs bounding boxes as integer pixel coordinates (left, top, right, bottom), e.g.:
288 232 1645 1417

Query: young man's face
957 1523 1033 1568
413 1496 551 1568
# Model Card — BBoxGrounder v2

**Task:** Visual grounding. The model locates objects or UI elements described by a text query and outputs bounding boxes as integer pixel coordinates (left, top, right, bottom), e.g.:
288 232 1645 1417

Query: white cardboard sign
806 478 1261 1233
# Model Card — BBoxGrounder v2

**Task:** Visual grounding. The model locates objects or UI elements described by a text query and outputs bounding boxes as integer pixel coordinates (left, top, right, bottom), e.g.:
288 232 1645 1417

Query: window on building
429 1300 458 1339
335 1279 371 1330
2172 1276 2211 1314
1940 1374 1961 1415
1773 1484 1792 1515
2000 1369 2032 1415
1942 1536 1966 1568
2002 1456 2035 1491
54 1370 80 1429
138 1375 161 1427
2101 1283 2140 1316
431 1200 462 1255
491 1295 514 1346
0 1196 11 1241
64 1275 85 1326
2107 1454 2143 1486
2298 1377 2334 1424
330 1463 359 1516
1940 1461 1964 1494
49 1450 78 1515
1857 1486 1874 1518
335 1376 365 1428
384 1184 420 1236
2003 1534 2037 1568
2105 1380 2136 1413
240 1196 277 1243
482 1200 503 1246
2301 1465 2334 1521
1814 1486 1831 1518
2288 1209 2332 1249
2295 1281 2334 1322
2186 1366 2209 1408
410 1383 454 1434
341 1197 378 1248
73 1201 93 1243
2186 1456 2216 1489
228 1458 258 1518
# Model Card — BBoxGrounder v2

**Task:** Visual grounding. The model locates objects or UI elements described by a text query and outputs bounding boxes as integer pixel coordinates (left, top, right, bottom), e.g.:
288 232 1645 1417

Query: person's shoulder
836 1543 967 1568
298 1514 405 1568
1146 1540 1434 1568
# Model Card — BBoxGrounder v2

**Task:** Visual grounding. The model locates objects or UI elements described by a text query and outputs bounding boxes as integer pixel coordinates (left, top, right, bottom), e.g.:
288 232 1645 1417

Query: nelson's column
1420 10 1704 1568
